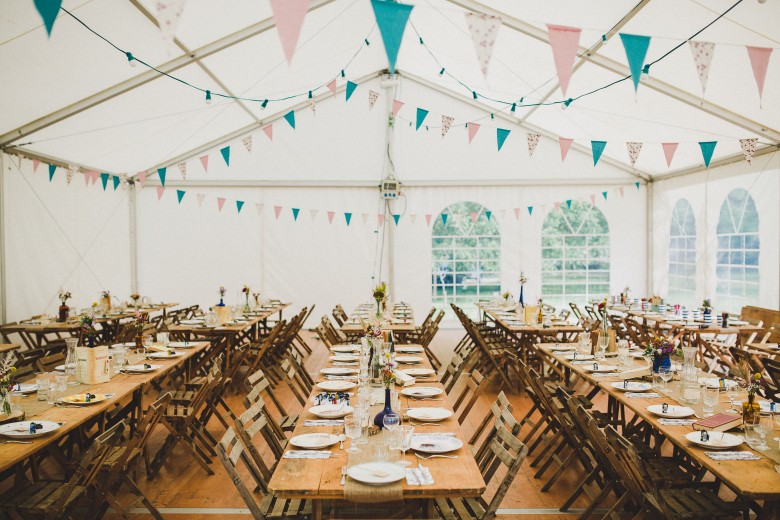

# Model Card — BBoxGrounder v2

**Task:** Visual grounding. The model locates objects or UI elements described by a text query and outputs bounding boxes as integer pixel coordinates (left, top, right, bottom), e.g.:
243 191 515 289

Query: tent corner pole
0 153 6 324
129 184 139 294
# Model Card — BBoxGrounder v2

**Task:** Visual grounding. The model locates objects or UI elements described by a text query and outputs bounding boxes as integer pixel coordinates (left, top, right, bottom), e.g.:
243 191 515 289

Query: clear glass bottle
64 337 79 385
680 346 699 404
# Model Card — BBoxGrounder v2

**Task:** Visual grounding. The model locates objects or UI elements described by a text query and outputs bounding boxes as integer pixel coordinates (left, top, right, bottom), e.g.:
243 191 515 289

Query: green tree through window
716 189 759 307
432 201 500 319
542 201 610 309
668 199 696 305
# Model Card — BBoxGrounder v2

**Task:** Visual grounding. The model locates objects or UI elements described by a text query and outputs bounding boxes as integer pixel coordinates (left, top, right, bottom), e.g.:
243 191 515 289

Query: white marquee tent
1 0 778 324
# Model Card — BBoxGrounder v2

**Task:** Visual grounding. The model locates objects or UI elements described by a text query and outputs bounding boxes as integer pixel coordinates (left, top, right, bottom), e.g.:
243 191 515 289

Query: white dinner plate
111 342 136 348
308 404 354 419
585 365 619 373
610 381 653 392
411 436 463 454
401 368 435 377
564 353 594 360
147 351 183 359
698 377 738 389
395 355 423 364
320 367 358 376
401 387 443 398
10 383 38 395
348 462 407 486
396 345 424 353
550 345 576 352
647 404 695 418
60 393 111 405
179 319 204 325
0 420 62 439
406 407 453 422
167 341 195 348
289 433 340 450
329 355 359 362
331 345 360 353
122 364 162 373
317 380 357 392
684 431 743 450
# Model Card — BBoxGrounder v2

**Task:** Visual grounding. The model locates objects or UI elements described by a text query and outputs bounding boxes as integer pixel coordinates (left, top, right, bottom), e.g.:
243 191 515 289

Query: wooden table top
0 343 20 354
745 342 780 356
1 303 177 333
479 304 582 334
268 345 486 501
169 303 289 335
611 307 763 335
537 343 780 501
340 304 417 333
0 341 211 473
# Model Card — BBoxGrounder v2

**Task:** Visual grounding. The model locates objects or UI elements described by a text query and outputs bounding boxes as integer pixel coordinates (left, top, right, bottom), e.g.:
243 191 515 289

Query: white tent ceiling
1 0 778 178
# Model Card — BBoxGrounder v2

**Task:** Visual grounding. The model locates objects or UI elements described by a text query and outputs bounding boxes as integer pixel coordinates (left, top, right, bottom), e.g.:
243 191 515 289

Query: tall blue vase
373 387 394 429
652 355 671 373
519 285 524 307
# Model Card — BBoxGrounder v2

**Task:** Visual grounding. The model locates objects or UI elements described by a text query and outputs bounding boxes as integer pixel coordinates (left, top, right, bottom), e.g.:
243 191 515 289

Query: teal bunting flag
34 0 63 37
100 173 109 191
157 167 167 187
220 146 230 166
635 181 641 189
698 141 717 168
565 200 572 209
619 33 651 92
236 200 245 213
176 190 185 204
591 140 607 166
345 81 357 101
284 110 296 129
485 211 492 220
292 208 300 221
415 108 429 130
48 164 56 181
344 212 352 225
496 129 511 151
392 214 400 225
370 0 414 74
602 191 608 200
528 206 533 216
112 175 120 190
441 213 448 225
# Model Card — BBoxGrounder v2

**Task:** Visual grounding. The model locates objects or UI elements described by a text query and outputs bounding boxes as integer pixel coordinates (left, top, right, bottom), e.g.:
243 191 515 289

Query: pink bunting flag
255 203 264 216
626 142 643 169
216 197 226 212
274 205 283 219
83 171 91 187
746 46 772 105
589 194 596 206
178 162 187 179
514 208 521 220
546 25 581 97
368 90 380 110
467 123 481 143
262 124 273 141
242 135 253 153
155 0 186 44
740 138 758 165
559 137 574 161
689 41 715 97
527 133 541 157
326 79 337 96
425 214 432 226
470 211 479 223
465 11 500 78
618 186 624 197
199 155 209 172
138 171 147 187
92 170 100 186
156 186 165 200
392 99 404 117
554 201 561 211
327 211 335 224
377 214 385 226
197 193 206 207
661 142 678 167
32 159 40 173
269 0 309 64
441 115 454 138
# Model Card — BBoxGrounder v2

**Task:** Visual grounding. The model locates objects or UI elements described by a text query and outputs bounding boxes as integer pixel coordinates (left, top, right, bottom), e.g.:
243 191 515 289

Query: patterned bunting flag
546 25 581 97
441 115 454 138
698 141 717 168
217 197 226 212
626 142 643 168
269 0 309 64
392 99 404 117
255 202 264 216
236 201 244 213
465 11 500 78
119 174 128 190
283 111 296 129
292 208 300 221
409 214 417 224
591 140 607 166
156 186 165 200
559 137 573 161
467 123 480 143
33 0 63 36
274 205 283 219
326 79 337 95
746 46 772 106
308 99 317 113
155 0 186 44
66 165 76 185
199 155 209 172
619 33 652 92
178 162 187 179
661 142 678 167
262 124 273 141
371 0 413 74
689 41 715 97
425 214 432 226
415 108 429 130
527 133 540 157
345 81 357 101
48 164 56 182
310 209 319 221
361 213 370 224
496 129 510 151
739 138 757 165
220 146 231 166
368 90 380 110
242 135 253 153
176 190 186 204
197 193 206 207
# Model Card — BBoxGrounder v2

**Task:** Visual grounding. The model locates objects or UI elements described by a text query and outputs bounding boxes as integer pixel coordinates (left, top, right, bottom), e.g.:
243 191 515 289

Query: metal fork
415 453 457 459
340 466 347 486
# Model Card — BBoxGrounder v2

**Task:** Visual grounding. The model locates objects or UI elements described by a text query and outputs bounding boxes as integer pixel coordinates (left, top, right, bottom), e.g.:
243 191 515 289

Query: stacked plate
320 367 357 376
60 393 111 405
347 463 406 486
401 387 443 398
400 368 435 377
406 407 452 422
308 404 353 419
317 380 357 392
289 433 340 450
122 364 162 374
411 435 463 454
395 355 423 364
148 351 183 359
0 421 62 439
610 381 652 392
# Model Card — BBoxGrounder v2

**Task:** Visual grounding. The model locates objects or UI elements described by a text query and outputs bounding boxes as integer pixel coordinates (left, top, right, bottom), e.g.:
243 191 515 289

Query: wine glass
772 410 780 442
397 425 414 467
158 332 170 349
658 367 672 390
753 413 772 451
383 412 400 432
344 416 361 453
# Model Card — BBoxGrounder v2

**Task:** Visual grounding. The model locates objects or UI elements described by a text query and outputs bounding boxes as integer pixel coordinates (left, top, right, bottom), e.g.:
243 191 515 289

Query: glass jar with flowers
373 282 387 318
100 290 111 312
701 298 713 325
737 364 765 424
596 299 610 356
217 286 226 307
0 355 17 416
58 290 72 322
518 272 527 307
242 285 251 313
537 298 544 324
132 311 148 350
80 315 98 348
365 322 384 387
129 293 141 307
644 336 676 373
373 351 398 428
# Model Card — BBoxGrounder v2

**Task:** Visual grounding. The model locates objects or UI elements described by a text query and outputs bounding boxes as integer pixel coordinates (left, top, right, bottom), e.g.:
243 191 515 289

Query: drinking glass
726 383 740 406
390 390 400 413
397 425 414 467
36 372 50 401
354 409 369 446
658 367 672 390
617 340 630 367
745 423 762 450
577 334 591 356
142 334 153 355
46 373 59 404
383 412 400 432
753 413 771 451
344 416 361 453
773 410 780 441
701 386 719 415
158 332 170 348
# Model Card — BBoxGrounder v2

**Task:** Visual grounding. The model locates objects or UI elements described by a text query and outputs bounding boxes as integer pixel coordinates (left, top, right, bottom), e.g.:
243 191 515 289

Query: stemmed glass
773 410 780 442
753 413 772 451
344 416 362 453
383 412 400 432
158 332 170 349
397 425 414 466
658 367 672 390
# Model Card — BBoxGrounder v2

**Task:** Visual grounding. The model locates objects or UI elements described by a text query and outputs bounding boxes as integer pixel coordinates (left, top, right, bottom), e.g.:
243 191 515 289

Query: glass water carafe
64 337 79 385
680 346 699 404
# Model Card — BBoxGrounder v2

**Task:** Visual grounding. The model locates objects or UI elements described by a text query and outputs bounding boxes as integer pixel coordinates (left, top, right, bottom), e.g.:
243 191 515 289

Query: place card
625 392 661 399
304 420 344 426
659 418 696 426
704 451 760 461
283 450 334 459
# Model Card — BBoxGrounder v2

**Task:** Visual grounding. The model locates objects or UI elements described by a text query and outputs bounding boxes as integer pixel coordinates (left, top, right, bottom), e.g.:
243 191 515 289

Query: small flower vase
375 298 383 319
58 304 70 322
1 390 11 416
373 387 394 429
518 285 524 307
243 295 251 313
101 296 111 311
217 298 225 307
135 333 144 351
87 336 95 348
652 355 671 373
742 394 760 425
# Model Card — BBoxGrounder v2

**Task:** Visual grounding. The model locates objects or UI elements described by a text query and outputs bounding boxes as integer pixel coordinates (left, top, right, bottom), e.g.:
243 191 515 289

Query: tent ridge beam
445 0 780 143
0 0 337 148
141 178 637 188
653 144 779 182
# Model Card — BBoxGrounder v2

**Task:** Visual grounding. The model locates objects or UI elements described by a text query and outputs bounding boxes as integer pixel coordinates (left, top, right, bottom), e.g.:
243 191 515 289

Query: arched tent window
541 201 610 309
432 201 500 318
668 199 696 304
716 189 759 305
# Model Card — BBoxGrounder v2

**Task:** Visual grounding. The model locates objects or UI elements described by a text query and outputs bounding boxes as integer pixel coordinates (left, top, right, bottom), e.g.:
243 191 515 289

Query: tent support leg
129 183 138 295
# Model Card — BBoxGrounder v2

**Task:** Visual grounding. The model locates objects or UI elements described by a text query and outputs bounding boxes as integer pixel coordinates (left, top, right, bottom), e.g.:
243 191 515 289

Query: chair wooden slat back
451 369 485 425
481 423 528 518
218 428 267 519
236 399 287 478
33 352 66 373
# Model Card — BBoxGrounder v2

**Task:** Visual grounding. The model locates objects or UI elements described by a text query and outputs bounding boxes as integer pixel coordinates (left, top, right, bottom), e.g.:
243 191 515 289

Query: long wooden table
340 303 417 334
268 344 485 518
0 341 211 479
537 343 780 519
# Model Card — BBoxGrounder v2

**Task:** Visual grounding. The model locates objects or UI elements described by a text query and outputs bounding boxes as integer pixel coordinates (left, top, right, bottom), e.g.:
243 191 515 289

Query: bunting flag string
465 11 500 78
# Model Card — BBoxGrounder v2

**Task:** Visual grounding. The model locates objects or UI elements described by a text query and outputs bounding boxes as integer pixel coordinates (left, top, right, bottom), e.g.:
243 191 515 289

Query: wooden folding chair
235 399 289 484
449 369 485 424
33 352 66 373
244 369 296 437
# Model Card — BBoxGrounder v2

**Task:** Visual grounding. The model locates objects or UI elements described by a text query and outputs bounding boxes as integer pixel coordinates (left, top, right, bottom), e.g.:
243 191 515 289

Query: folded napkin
283 450 334 459
572 360 596 365
405 465 434 485
412 432 456 440
332 362 358 366
303 420 344 426
625 392 661 399
324 375 358 381
659 418 696 426
393 370 416 387
705 451 760 461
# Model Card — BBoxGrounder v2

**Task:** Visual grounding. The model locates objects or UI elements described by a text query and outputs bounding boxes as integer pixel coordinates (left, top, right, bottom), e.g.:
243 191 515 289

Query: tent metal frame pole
654 145 780 182
0 0 336 148
400 71 651 181
129 186 139 295
0 153 6 323
646 181 653 297
143 178 640 188
446 0 780 143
